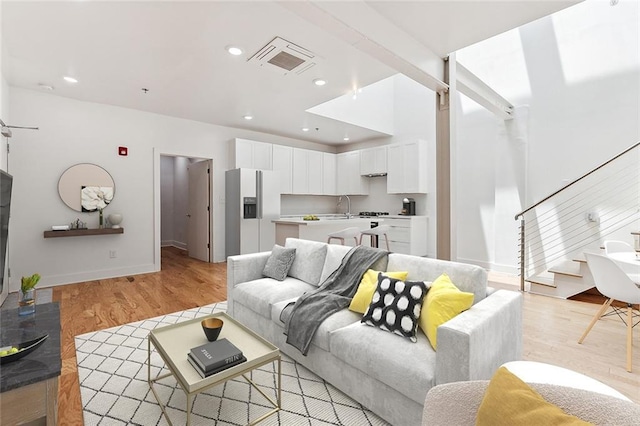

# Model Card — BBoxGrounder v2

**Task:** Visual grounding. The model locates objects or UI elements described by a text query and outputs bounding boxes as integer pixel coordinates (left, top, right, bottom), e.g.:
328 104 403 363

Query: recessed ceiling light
302 127 309 132
313 79 327 86
63 76 78 84
243 115 253 120
343 137 350 141
226 46 243 56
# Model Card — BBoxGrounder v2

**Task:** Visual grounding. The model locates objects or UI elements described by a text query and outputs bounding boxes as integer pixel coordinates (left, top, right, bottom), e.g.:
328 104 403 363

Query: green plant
21 273 41 293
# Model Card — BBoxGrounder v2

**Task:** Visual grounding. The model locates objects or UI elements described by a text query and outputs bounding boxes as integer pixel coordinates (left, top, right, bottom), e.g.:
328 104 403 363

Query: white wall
0 0 8 172
160 155 175 246
455 0 639 272
0 0 8 305
7 87 331 290
172 156 190 248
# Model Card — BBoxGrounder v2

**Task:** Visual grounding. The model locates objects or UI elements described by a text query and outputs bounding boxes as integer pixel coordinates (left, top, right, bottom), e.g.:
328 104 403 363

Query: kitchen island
273 217 379 246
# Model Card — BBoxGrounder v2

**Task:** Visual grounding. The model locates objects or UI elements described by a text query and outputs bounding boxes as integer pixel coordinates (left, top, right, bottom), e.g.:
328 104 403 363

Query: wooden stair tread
548 259 582 278
526 275 556 288
574 249 608 263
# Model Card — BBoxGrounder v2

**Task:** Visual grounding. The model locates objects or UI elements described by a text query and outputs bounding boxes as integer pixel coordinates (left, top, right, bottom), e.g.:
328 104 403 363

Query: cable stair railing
515 142 640 293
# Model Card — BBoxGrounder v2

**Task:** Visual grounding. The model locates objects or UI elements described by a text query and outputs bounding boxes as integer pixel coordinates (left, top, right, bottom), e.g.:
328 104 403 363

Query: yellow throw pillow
476 367 593 426
349 270 408 314
420 273 474 349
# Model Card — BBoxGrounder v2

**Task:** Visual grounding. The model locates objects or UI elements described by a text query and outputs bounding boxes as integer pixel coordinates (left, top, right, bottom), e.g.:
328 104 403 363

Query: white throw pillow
285 238 328 286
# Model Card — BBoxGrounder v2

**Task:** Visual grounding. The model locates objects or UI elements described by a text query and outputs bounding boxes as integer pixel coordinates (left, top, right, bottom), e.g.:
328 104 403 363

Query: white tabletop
607 252 640 283
607 251 640 266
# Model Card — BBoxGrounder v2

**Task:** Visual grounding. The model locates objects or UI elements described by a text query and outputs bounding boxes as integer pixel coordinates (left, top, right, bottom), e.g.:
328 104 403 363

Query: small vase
18 290 36 316
108 213 123 229
99 209 104 229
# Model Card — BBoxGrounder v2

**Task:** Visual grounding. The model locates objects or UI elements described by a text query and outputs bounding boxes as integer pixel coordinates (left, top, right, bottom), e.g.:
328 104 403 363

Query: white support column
435 55 457 261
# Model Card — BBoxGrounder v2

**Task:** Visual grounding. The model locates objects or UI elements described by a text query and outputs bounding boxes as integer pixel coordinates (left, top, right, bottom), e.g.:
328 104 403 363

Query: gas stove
358 211 389 218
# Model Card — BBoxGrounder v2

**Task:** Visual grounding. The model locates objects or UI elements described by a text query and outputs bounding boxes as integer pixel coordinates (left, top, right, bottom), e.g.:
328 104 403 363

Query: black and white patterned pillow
361 273 428 342
262 245 296 281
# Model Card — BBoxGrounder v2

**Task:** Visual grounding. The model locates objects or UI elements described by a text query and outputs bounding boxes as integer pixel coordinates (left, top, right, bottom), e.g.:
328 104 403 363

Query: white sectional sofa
227 238 523 426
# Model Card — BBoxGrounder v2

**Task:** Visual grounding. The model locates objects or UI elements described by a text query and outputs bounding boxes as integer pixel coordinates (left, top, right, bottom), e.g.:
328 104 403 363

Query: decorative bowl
201 318 223 341
0 334 49 365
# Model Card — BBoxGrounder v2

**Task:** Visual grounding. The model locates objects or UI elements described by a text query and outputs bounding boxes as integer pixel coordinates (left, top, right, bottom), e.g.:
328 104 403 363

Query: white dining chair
604 240 640 280
580 253 640 372
604 240 634 254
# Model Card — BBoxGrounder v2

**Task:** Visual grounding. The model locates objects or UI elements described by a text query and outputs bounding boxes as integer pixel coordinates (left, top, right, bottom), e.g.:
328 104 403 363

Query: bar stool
327 227 361 245
359 225 391 250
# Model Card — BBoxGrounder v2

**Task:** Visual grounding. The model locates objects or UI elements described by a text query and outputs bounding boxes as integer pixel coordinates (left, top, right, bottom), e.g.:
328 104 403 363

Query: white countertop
273 214 427 225
273 217 380 226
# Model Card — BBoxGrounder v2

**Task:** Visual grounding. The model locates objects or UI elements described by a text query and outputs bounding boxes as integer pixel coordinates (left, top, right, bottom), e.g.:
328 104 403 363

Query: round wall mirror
58 163 115 212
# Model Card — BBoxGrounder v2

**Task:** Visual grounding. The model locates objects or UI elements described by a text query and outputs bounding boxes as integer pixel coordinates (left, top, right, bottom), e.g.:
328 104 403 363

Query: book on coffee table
188 338 244 373
187 352 247 378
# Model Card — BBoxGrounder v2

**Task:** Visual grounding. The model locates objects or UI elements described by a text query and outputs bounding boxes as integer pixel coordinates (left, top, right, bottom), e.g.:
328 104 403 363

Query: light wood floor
53 250 639 424
53 247 227 426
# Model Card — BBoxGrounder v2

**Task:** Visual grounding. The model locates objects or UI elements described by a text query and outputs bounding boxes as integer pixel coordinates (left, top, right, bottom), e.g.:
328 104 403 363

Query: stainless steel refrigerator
225 168 281 256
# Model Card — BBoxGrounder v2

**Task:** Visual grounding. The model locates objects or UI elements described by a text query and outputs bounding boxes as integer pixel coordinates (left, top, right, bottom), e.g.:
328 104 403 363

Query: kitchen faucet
339 195 352 219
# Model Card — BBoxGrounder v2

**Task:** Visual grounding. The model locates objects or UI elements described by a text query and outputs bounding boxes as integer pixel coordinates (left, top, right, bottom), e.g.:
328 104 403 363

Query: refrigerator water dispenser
243 197 257 219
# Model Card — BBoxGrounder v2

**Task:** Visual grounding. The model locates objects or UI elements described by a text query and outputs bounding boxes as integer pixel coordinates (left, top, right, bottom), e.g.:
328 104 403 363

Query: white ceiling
1 1 579 146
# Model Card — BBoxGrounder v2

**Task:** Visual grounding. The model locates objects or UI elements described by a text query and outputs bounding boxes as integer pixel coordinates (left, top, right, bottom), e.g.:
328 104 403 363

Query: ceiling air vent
248 36 316 75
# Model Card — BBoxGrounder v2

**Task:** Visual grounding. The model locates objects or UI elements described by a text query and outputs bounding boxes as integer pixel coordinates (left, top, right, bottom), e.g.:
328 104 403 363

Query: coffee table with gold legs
147 312 281 425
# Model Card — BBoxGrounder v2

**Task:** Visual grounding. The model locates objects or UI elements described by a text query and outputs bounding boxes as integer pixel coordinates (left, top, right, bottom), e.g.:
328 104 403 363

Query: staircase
516 142 640 296
527 253 595 298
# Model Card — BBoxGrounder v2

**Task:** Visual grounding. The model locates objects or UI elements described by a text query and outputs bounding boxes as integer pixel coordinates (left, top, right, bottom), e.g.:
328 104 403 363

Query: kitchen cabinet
323 153 337 195
360 146 387 176
273 218 378 246
383 216 428 256
336 151 369 195
387 140 427 194
292 148 323 195
272 145 292 194
229 138 272 170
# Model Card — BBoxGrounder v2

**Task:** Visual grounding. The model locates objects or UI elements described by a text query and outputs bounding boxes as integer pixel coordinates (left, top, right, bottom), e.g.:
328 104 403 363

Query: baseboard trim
161 240 187 250
28 264 157 289
456 257 519 275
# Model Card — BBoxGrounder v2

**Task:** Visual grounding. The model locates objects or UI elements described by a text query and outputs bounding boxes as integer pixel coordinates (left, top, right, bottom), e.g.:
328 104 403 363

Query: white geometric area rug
75 302 390 426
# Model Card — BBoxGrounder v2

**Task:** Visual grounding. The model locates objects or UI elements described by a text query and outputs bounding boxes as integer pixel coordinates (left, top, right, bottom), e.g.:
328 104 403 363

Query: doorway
159 154 213 268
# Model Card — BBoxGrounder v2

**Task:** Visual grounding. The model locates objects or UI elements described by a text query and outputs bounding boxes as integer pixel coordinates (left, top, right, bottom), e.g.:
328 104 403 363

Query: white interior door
187 160 211 262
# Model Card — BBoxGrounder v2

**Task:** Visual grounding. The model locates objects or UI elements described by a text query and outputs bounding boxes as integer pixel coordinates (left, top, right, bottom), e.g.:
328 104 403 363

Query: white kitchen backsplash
281 195 339 215
280 177 427 217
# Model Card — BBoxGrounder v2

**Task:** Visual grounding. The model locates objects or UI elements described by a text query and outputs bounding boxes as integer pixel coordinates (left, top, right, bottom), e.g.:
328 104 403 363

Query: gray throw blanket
281 245 388 355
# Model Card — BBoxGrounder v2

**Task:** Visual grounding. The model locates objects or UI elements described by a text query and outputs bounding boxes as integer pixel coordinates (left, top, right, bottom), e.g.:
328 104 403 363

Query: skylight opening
551 0 639 86
456 27 531 116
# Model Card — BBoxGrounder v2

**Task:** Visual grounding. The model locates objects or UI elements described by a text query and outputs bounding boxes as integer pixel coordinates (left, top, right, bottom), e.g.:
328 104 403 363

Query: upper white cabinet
272 145 292 194
308 151 323 194
360 146 387 176
387 140 427 194
292 148 324 195
336 151 369 195
229 138 272 170
323 153 337 196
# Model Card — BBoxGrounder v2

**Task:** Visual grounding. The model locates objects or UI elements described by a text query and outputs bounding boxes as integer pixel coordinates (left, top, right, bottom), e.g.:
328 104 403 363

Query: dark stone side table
0 302 61 425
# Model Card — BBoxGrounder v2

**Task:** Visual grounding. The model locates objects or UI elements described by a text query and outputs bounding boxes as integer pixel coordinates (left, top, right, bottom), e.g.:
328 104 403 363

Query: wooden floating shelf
43 228 124 238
